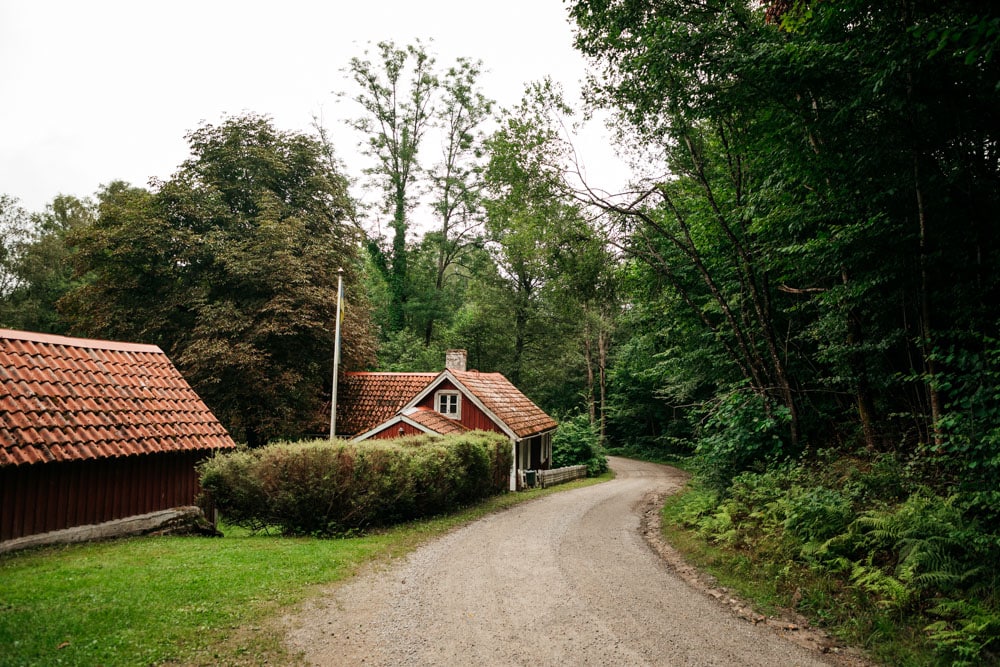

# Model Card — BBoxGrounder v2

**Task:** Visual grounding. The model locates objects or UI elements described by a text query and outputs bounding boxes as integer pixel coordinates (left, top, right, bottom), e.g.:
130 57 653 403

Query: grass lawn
0 475 609 666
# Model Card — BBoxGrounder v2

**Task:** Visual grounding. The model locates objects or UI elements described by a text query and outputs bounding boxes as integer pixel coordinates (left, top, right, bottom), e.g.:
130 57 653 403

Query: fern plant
856 494 975 596
848 492 1000 662
925 598 1000 667
849 559 915 610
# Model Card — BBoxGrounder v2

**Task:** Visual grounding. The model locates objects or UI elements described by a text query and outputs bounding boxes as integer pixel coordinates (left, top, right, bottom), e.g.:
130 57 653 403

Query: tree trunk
389 186 408 332
583 315 596 426
598 324 608 443
914 155 943 446
845 294 878 451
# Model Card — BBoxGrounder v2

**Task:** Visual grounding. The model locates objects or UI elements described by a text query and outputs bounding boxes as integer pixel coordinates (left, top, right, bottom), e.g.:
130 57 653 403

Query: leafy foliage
0 194 29 297
930 332 1000 515
198 432 513 536
0 194 93 333
670 455 1000 664
61 115 375 446
694 389 791 493
551 413 608 476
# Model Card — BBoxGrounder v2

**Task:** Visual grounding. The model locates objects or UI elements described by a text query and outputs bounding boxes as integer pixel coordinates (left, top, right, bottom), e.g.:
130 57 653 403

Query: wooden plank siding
368 421 425 439
414 380 503 434
0 450 211 542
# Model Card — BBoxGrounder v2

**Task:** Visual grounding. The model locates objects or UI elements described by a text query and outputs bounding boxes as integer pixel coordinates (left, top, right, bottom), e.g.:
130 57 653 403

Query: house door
529 436 543 469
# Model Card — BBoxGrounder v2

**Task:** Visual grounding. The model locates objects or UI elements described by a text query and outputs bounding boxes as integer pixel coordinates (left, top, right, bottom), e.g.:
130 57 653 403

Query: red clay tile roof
340 368 557 441
449 370 558 439
337 372 437 436
0 328 237 466
403 407 469 435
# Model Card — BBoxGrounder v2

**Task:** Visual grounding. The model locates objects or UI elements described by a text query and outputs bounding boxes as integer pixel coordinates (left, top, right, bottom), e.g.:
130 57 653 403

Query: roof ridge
345 371 440 376
0 328 163 354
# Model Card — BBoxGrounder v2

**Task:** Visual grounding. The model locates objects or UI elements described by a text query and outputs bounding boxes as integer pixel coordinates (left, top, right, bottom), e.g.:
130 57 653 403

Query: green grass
0 474 609 666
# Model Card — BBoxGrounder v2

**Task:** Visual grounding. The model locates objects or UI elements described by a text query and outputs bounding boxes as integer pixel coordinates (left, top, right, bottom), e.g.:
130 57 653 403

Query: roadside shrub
197 431 512 536
783 486 854 544
694 389 791 493
929 332 1000 512
552 414 608 476
681 453 1000 665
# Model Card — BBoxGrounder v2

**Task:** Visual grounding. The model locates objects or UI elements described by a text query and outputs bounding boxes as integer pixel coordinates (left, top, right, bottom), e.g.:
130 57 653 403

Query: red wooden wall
414 380 503 434
369 421 424 439
1 450 211 542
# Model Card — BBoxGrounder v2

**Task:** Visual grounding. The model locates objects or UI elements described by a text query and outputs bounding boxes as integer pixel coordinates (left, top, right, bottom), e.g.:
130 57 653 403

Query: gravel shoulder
285 457 871 666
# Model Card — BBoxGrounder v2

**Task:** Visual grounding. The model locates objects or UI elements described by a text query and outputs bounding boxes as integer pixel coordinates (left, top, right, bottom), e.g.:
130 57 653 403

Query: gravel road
286 457 848 666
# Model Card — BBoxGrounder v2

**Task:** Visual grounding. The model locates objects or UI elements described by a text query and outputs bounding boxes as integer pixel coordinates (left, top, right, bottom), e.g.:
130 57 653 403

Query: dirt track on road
285 457 867 666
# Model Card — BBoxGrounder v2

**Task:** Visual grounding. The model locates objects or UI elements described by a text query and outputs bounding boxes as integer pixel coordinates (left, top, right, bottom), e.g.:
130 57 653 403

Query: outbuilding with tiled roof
1 328 237 544
337 350 557 490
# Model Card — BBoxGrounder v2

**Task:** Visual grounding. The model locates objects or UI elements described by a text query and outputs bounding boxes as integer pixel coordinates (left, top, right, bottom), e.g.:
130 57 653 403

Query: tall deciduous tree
546 223 619 440
570 0 1000 481
62 114 375 446
418 57 493 344
572 1 804 452
347 40 438 333
483 81 577 387
480 79 617 418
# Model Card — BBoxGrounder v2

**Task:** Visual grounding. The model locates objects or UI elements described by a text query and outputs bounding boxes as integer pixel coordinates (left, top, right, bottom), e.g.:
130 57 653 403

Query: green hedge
552 414 609 476
197 432 512 536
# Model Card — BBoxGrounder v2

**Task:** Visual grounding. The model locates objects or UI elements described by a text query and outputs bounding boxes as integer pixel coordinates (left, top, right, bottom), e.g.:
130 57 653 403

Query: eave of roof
0 328 163 353
1 328 237 466
336 372 437 436
350 406 470 442
403 406 470 435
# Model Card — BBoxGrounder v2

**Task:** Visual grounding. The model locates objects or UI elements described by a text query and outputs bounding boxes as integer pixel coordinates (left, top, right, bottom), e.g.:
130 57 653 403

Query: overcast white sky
0 0 630 216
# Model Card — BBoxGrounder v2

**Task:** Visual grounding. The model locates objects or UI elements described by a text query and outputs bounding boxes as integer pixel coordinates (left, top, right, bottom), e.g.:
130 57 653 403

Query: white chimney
445 349 467 372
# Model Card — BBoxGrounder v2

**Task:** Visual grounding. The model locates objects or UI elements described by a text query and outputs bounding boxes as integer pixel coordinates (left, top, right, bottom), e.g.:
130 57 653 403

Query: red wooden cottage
337 350 557 490
0 328 237 544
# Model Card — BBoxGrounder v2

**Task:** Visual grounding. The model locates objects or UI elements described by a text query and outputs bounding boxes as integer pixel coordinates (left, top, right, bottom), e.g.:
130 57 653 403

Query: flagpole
330 267 344 440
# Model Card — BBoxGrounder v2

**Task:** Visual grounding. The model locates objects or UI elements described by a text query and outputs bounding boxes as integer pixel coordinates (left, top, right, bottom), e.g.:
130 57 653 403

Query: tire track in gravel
285 457 857 666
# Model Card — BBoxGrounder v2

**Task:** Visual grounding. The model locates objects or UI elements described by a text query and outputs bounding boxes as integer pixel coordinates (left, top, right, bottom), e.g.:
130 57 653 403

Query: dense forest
2 1 999 662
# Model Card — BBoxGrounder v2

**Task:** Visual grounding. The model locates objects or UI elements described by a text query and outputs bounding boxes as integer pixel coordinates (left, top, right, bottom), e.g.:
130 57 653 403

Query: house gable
450 370 558 439
410 377 507 436
404 370 557 441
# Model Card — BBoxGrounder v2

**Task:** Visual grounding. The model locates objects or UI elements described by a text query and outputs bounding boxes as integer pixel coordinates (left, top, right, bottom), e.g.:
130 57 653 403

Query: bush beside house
551 414 609 477
198 432 513 536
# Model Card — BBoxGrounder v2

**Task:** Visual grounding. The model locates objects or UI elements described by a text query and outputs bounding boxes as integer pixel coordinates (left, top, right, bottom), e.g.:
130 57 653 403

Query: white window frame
435 390 461 419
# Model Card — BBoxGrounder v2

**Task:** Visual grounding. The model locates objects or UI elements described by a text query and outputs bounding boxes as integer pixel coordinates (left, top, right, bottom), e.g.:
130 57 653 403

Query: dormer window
436 390 461 418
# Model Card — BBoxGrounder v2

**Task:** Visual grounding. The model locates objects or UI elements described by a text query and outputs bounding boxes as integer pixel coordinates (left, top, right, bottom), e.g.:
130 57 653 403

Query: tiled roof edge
344 371 439 377
0 329 163 354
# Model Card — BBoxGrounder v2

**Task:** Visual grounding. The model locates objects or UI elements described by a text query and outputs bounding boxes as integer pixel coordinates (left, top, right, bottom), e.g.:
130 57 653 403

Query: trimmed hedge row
197 431 513 536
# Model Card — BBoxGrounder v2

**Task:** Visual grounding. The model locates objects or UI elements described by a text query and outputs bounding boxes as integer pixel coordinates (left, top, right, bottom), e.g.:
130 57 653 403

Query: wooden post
329 268 344 440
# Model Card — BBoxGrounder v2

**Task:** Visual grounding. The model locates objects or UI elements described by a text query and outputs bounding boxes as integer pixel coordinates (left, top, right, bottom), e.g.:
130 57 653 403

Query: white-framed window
435 391 461 418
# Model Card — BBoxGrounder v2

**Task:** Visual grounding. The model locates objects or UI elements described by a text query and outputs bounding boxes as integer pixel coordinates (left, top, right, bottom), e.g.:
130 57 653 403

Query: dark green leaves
62 115 375 446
